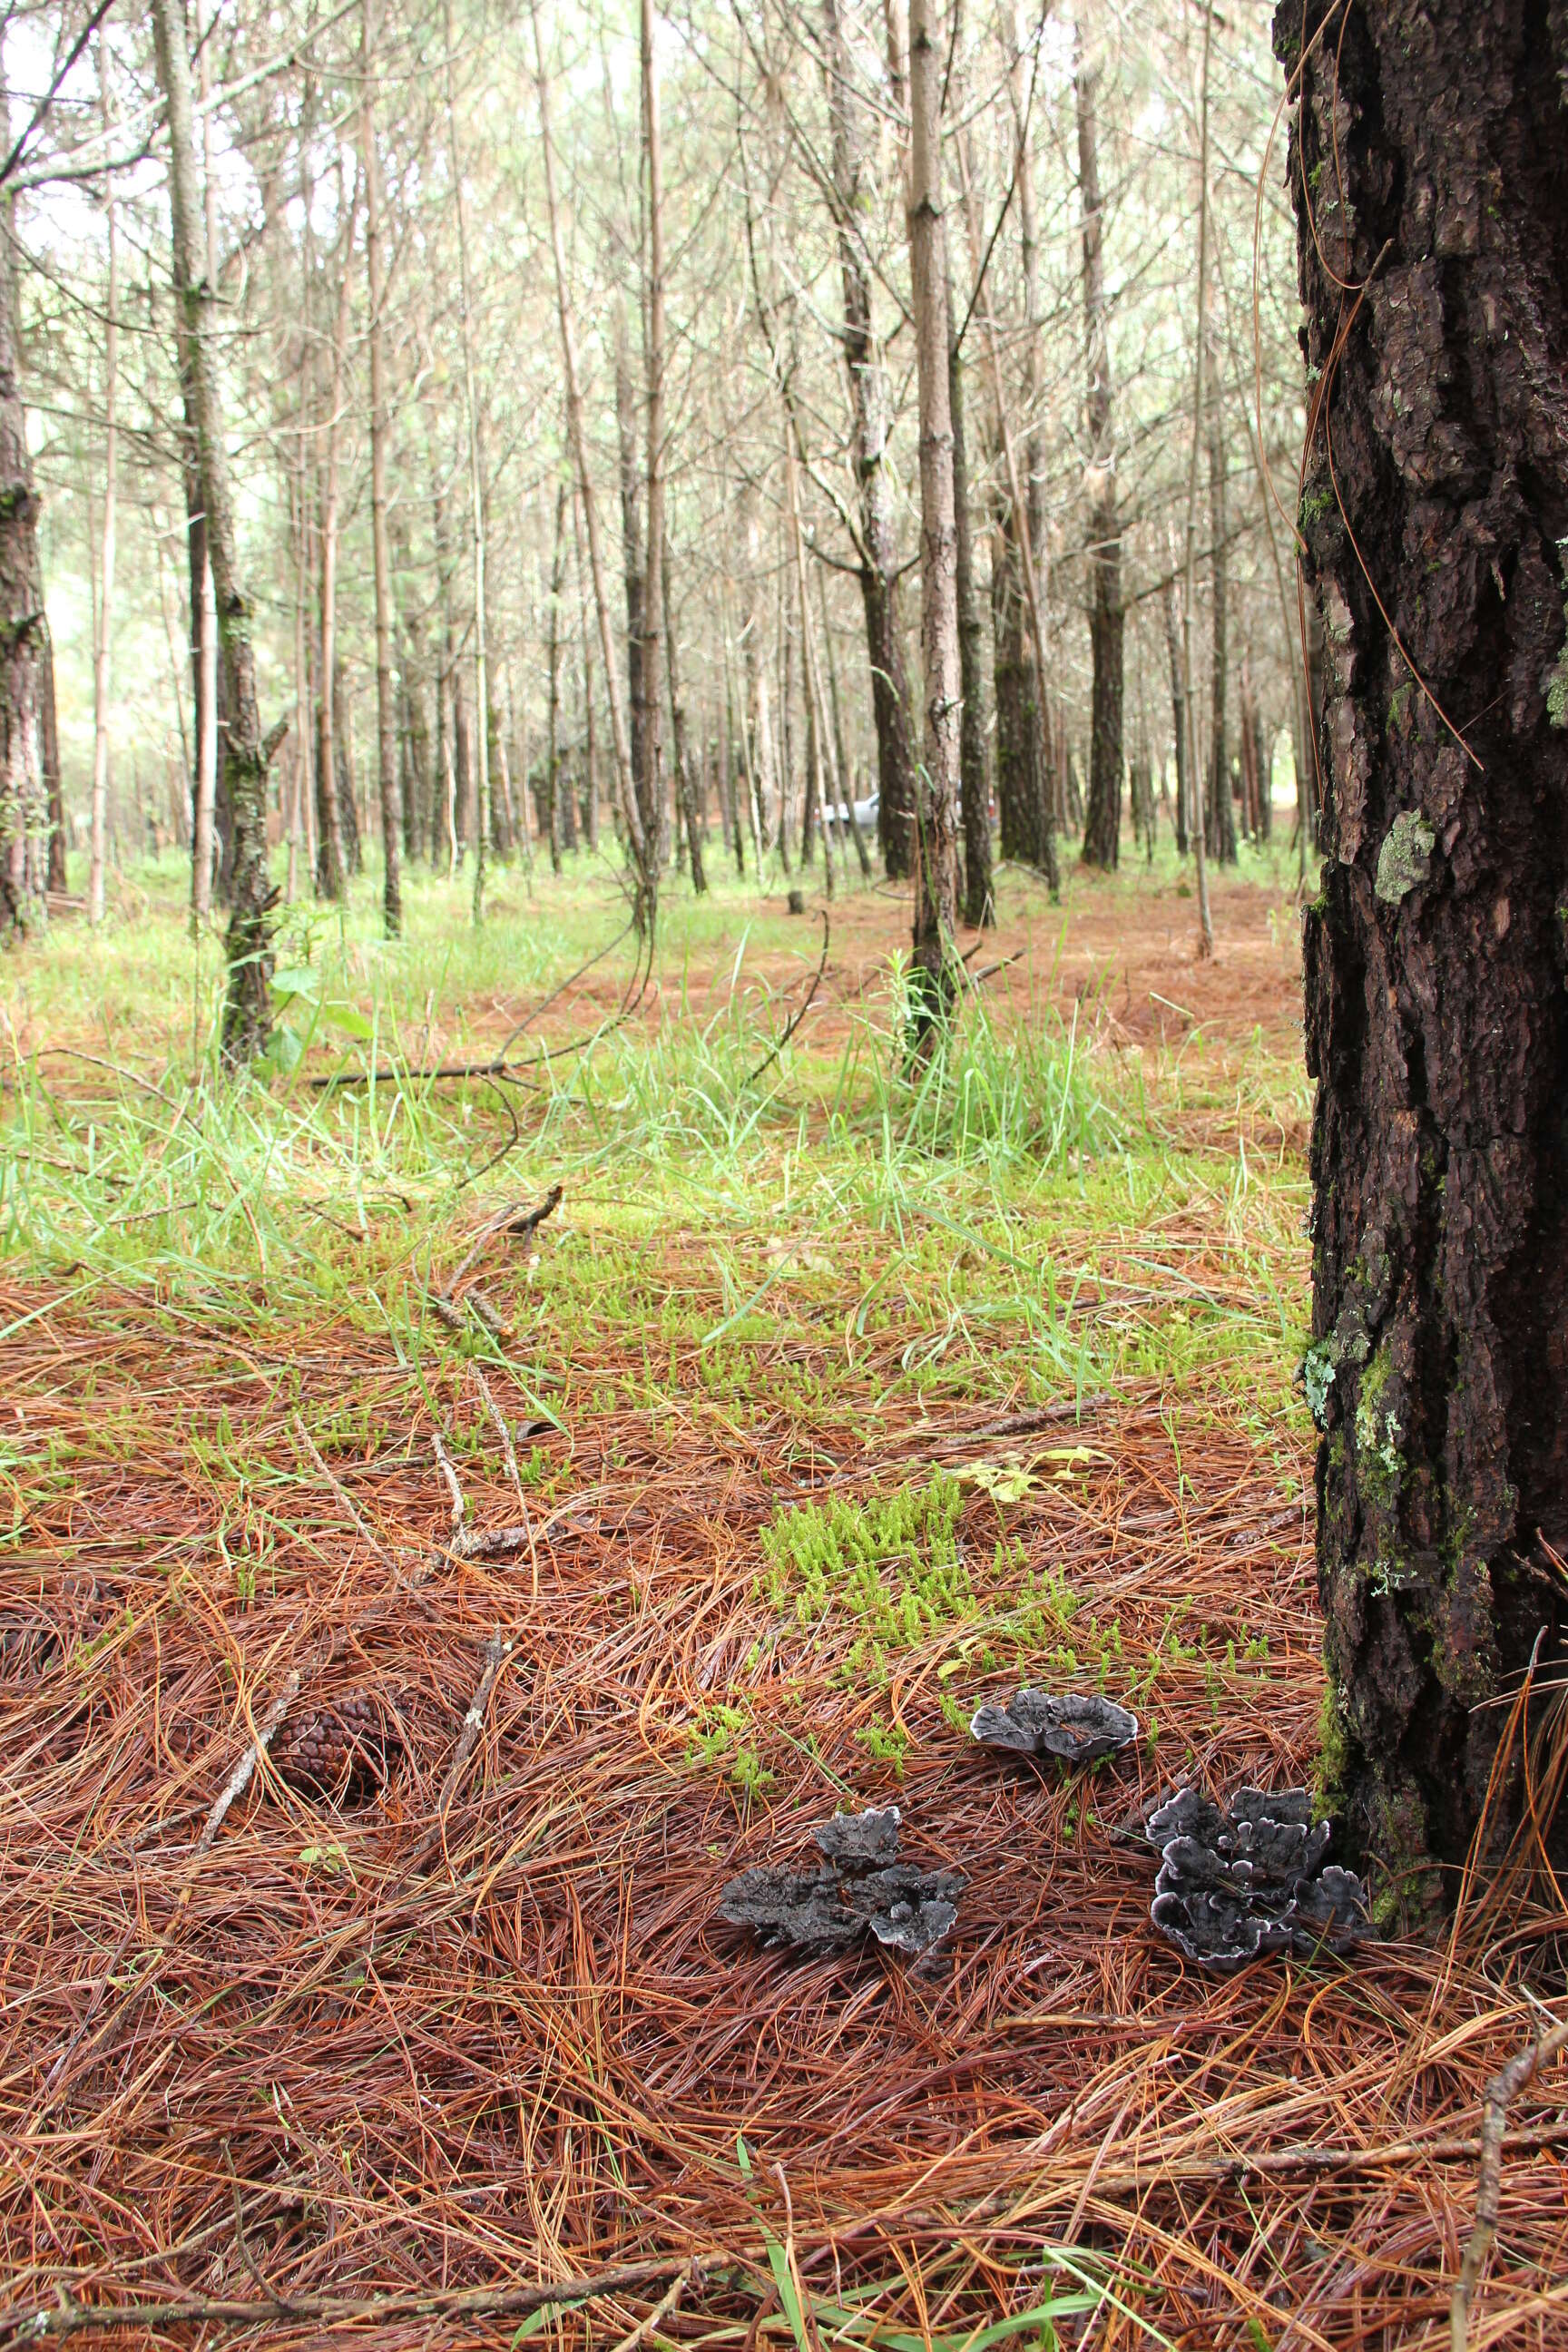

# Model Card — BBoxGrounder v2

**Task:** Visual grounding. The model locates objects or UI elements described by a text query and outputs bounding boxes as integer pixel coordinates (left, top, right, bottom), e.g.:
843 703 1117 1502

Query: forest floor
2 846 1564 2351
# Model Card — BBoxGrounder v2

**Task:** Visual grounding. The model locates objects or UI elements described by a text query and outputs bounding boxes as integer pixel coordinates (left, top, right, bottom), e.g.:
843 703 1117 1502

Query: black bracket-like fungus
969 1689 1139 1764
1146 1785 1373 1970
717 1805 964 1958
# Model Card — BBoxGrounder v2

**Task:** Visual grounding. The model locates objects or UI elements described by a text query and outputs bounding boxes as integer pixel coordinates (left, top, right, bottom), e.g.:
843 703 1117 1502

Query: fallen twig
407 1629 512 1875
604 2259 700 2352
446 1184 564 1293
183 1672 300 1880
292 1414 395 1570
430 1431 466 1543
0 2254 697 2342
1451 2016 1568 2351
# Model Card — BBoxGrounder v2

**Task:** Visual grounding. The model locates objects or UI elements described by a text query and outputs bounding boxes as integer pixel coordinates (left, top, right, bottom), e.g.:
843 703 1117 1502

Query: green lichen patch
1375 811 1436 905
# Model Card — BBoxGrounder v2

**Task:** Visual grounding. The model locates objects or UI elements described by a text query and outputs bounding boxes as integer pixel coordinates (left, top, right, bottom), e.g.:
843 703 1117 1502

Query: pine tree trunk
1280 0 1568 1896
824 0 916 878
949 279 992 929
1206 338 1237 864
906 0 961 1031
0 174 47 939
361 4 401 936
151 0 276 1063
1076 31 1123 872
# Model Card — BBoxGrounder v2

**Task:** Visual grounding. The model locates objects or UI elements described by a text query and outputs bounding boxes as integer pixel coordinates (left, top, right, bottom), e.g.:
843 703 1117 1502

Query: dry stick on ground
407 1629 512 1876
1 2255 700 2343
432 1184 564 1327
292 1414 395 1570
170 1670 304 1913
430 1431 465 1544
1451 2017 1568 2351
603 2259 700 2352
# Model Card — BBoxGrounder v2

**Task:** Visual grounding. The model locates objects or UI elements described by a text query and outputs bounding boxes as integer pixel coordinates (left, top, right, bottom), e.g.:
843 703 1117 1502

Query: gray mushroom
1147 1784 1373 1970
970 1689 1139 1763
717 1807 965 1960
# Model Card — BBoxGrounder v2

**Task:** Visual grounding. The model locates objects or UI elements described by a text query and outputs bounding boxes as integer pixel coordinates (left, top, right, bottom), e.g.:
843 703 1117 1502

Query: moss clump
1353 1345 1404 1509
1313 1679 1350 1811
760 1472 974 1654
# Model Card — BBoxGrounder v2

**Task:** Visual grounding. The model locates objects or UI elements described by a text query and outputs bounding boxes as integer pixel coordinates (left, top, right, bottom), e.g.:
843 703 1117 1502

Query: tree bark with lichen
1279 0 1568 1906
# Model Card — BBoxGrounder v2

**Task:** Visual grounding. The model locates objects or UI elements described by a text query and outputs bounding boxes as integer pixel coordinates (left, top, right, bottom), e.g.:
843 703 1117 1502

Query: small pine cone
274 1689 390 1799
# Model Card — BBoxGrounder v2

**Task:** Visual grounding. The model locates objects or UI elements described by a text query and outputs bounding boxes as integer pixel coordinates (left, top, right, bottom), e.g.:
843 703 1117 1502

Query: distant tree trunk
442 0 490 918
949 279 992 929
824 0 916 877
1075 28 1123 871
89 34 119 928
0 162 48 938
1006 15 1056 884
906 0 961 1030
1206 331 1237 864
151 0 276 1063
641 0 669 884
545 482 565 874
662 536 706 895
315 181 356 902
361 3 401 936
1162 573 1190 859
1281 0 1568 1896
534 4 652 925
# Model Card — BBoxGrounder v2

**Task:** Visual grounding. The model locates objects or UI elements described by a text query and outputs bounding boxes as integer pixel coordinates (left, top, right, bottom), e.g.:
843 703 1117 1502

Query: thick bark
0 177 47 937
823 0 916 877
1075 34 1123 871
151 0 275 1062
949 280 992 929
1279 0 1568 1895
906 0 961 1028
361 5 401 936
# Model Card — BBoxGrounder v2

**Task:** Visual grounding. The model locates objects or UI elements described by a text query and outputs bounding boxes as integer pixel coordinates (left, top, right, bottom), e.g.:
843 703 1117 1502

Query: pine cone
273 1690 391 1800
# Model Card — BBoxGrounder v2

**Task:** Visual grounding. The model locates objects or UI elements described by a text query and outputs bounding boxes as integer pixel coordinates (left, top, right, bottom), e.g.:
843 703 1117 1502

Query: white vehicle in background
822 789 879 836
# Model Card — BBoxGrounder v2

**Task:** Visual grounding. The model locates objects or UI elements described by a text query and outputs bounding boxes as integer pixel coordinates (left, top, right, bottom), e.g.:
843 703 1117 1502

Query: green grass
2 845 1313 1460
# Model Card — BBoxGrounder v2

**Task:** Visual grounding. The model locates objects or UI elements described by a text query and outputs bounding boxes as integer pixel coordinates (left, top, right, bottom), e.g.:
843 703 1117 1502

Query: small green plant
760 1472 973 1658
854 1713 910 1775
685 1700 775 1798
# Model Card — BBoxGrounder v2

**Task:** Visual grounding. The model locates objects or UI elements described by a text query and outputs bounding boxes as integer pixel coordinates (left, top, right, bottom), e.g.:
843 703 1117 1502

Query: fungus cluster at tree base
717 1805 964 1958
1147 1785 1373 1970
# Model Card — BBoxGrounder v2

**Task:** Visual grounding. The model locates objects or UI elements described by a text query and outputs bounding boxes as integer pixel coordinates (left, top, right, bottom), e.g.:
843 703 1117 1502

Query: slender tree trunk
533 1 652 927
314 184 356 903
1181 4 1215 956
151 0 276 1063
1281 0 1568 1896
1076 28 1124 871
1005 12 1055 880
1206 329 1237 863
89 34 119 929
785 435 833 899
0 135 47 937
641 0 669 885
361 1 401 936
823 0 917 877
906 0 961 1032
442 0 491 918
546 481 565 875
949 280 992 929
662 536 706 895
